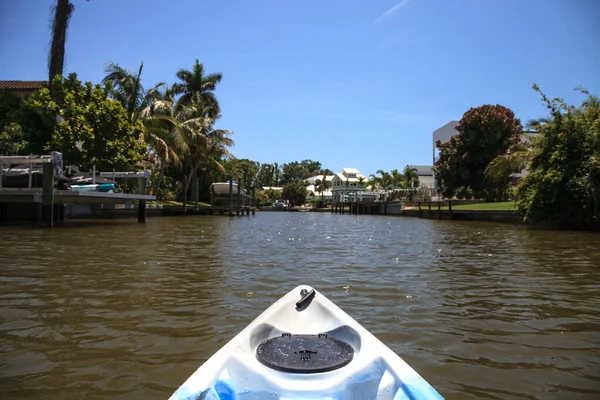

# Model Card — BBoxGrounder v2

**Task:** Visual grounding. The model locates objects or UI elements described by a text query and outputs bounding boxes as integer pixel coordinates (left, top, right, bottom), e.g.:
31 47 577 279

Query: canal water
0 213 599 399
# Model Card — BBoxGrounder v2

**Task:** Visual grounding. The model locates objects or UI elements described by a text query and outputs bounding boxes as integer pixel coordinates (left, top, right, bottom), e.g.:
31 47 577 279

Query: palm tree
48 0 75 90
103 62 165 124
485 141 533 182
174 59 222 117
141 85 187 196
316 169 330 202
273 163 280 186
369 174 380 191
199 126 235 197
390 169 403 189
402 166 419 188
376 170 393 190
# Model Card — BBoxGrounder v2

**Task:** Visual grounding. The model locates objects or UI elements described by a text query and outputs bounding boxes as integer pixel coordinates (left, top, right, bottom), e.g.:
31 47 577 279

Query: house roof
0 80 47 91
332 172 368 183
306 174 334 183
408 165 434 176
341 167 360 174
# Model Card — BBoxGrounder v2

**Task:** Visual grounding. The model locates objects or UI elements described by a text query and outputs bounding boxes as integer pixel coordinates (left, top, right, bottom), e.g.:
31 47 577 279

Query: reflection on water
1 214 599 399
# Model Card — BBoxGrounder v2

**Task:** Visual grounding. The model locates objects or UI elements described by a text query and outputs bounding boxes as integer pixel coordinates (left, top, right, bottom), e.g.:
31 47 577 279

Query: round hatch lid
256 333 354 373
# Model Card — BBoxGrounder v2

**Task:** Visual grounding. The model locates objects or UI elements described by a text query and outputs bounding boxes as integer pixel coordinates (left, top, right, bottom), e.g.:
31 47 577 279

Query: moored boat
169 285 444 400
210 181 247 197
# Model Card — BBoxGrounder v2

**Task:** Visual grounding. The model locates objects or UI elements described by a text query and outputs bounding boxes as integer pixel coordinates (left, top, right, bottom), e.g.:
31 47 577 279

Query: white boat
169 285 444 400
211 182 247 196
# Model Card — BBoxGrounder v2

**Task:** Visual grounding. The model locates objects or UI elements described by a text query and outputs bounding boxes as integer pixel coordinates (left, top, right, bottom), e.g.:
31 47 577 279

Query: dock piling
228 176 233 217
41 163 54 227
236 177 241 216
251 183 256 215
138 200 146 223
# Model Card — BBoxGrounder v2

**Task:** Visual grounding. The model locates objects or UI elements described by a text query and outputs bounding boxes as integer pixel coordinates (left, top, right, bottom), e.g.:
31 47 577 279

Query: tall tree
103 62 164 123
273 163 280 186
376 170 392 190
48 0 75 92
28 74 145 171
433 104 523 200
402 166 419 188
369 174 380 191
390 169 403 188
141 84 187 196
316 168 332 202
282 181 308 207
174 59 222 117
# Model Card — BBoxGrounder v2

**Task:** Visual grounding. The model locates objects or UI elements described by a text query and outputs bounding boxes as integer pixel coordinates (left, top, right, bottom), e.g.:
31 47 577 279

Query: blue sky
1 0 598 176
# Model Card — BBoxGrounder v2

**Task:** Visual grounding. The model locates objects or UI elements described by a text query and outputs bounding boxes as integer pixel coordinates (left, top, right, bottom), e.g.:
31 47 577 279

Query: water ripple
1 214 599 399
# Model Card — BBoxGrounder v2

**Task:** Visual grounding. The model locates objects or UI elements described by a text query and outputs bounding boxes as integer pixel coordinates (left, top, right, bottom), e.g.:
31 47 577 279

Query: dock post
251 183 256 215
438 201 441 219
183 175 188 215
138 200 146 223
448 200 453 219
28 163 33 188
41 163 54 227
228 176 233 217
418 201 422 218
236 177 241 216
0 203 7 223
193 177 200 211
428 201 432 217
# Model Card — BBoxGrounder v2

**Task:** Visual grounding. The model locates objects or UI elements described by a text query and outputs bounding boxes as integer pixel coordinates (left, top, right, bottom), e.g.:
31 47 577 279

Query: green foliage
257 163 281 187
516 86 600 227
262 188 282 201
282 181 307 206
434 104 523 200
281 160 322 184
454 186 473 200
223 158 259 184
402 166 419 188
0 89 51 154
255 191 271 207
174 59 222 117
27 74 145 170
0 123 28 155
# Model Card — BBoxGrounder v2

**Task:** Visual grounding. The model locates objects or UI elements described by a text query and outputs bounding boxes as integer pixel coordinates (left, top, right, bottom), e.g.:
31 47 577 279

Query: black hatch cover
256 333 354 373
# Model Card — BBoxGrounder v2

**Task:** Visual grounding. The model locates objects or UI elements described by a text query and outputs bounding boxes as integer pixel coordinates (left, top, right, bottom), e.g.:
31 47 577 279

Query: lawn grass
442 201 517 211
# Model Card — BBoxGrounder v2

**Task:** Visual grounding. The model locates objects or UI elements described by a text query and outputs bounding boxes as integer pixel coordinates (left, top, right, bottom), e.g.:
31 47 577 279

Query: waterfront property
330 168 369 202
305 174 334 201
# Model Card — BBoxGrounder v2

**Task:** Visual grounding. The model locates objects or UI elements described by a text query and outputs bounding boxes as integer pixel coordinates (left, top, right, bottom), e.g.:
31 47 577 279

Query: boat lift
0 152 155 226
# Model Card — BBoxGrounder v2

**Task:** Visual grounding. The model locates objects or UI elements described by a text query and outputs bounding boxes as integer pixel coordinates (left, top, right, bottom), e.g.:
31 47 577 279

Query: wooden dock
0 152 155 226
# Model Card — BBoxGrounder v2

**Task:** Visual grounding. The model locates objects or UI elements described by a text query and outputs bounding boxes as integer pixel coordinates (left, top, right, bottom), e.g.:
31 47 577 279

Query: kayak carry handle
296 288 316 309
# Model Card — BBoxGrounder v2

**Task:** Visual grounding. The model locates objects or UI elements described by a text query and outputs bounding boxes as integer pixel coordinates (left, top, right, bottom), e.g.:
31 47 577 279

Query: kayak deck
169 285 443 400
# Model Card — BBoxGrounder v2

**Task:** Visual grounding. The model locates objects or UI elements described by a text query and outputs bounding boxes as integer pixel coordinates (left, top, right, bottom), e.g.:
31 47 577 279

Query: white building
432 120 460 165
407 165 435 189
330 168 370 202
